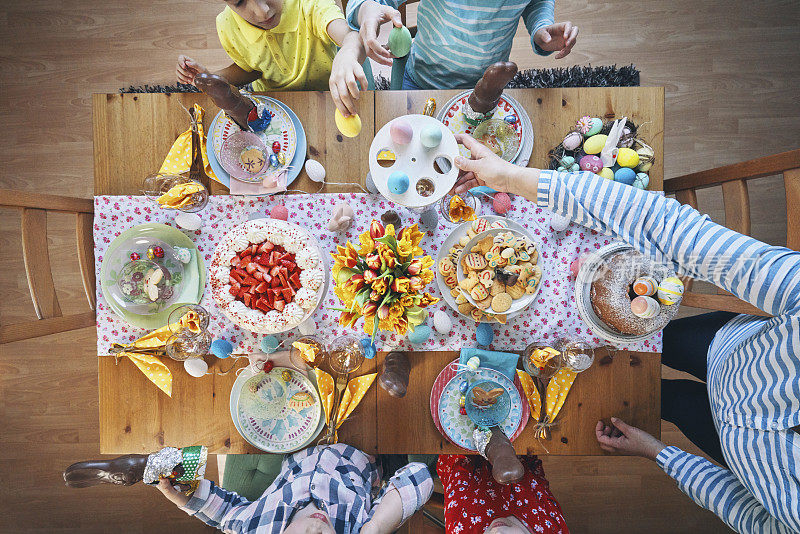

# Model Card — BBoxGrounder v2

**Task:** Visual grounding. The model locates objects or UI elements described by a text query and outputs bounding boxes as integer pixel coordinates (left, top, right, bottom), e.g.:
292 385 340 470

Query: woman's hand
176 55 209 85
330 33 369 117
534 22 579 59
595 417 666 461
157 477 191 508
451 134 523 194
356 0 402 66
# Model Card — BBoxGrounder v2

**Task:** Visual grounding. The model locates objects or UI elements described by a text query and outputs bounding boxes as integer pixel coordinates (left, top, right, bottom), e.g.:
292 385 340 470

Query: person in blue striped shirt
346 0 578 90
451 134 799 533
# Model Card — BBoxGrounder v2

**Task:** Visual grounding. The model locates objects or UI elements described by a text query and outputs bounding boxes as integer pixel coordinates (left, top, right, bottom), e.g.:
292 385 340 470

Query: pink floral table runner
94 194 661 355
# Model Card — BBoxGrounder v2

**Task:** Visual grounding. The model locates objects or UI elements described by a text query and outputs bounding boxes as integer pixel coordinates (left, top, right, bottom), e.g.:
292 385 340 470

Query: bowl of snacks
456 228 542 316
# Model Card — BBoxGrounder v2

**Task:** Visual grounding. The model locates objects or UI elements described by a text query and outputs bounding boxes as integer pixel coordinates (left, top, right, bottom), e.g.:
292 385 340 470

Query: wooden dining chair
0 189 96 344
663 148 800 316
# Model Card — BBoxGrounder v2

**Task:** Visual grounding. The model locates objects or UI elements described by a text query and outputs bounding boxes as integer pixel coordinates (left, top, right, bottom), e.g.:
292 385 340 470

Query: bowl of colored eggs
547 116 655 190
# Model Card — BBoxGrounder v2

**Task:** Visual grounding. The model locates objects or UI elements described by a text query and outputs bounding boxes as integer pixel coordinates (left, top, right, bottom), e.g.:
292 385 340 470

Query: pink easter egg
389 119 413 145
492 192 512 214
270 205 289 220
579 155 603 173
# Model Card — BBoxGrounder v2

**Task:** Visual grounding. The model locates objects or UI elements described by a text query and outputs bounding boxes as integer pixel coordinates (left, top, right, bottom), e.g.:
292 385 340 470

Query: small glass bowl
555 339 595 373
167 304 210 333
522 343 564 380
220 131 270 183
465 380 511 428
472 119 521 162
289 335 327 369
166 330 212 361
328 335 364 376
439 192 480 224
142 173 208 213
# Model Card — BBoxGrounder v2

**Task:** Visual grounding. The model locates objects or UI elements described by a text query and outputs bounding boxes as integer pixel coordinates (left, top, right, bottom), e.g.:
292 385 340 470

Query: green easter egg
388 26 412 57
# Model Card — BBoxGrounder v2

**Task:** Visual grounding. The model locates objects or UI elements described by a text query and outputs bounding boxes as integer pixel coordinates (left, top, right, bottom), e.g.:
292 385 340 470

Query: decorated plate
232 367 322 453
210 95 297 182
439 92 525 162
434 362 525 450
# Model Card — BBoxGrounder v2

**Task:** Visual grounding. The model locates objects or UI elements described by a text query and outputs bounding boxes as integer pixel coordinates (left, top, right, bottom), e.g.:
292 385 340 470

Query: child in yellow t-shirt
177 0 367 116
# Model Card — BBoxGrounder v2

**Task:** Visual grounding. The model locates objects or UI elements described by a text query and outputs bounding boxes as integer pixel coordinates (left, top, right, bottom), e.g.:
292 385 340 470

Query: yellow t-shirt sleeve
216 8 256 72
307 0 345 44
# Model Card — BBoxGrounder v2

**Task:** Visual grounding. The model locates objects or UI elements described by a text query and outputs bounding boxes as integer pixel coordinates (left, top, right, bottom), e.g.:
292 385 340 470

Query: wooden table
94 88 664 455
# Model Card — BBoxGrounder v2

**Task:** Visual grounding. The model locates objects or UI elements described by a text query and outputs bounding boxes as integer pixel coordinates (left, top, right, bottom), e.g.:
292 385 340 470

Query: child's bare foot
176 55 209 85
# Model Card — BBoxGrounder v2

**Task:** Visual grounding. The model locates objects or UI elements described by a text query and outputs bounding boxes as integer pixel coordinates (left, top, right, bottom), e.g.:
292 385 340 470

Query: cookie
491 292 513 313
476 295 493 310
478 269 494 288
494 313 507 324
459 276 478 291
438 257 455 276
470 284 489 302
459 235 471 247
444 274 458 288
506 265 522 275
455 291 469 304
507 281 526 299
465 252 488 270
450 287 462 298
526 245 539 263
525 267 542 294
472 218 489 234
490 280 505 295
489 220 507 230
470 308 484 322
501 247 515 259
517 250 530 262
476 235 495 255
458 302 475 315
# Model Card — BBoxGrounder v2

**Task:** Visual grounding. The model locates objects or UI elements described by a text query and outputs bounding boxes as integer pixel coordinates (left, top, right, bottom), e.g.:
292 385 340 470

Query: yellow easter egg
335 108 362 138
657 276 685 305
617 147 640 168
598 167 614 180
582 134 607 155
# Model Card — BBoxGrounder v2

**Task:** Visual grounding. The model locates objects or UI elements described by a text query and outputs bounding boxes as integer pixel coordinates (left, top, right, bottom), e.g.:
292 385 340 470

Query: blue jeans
401 69 421 90
661 311 737 467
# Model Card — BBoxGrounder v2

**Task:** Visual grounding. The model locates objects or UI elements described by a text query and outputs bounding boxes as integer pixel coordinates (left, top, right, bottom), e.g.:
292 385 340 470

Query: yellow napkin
159 104 218 180
157 182 205 209
117 311 203 396
336 373 377 429
516 370 541 421
544 367 577 422
315 369 335 425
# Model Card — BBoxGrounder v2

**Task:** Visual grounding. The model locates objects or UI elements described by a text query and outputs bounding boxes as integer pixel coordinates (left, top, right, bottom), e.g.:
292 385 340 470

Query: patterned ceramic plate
436 364 523 450
210 95 297 181
233 367 322 453
439 91 525 162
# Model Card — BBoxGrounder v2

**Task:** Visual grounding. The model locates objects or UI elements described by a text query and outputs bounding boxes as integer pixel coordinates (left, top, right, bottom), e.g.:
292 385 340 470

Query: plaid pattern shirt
180 444 433 533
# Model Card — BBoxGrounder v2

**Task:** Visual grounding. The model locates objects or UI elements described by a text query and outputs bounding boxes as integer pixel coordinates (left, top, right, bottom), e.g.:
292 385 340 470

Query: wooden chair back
0 190 96 343
663 149 800 316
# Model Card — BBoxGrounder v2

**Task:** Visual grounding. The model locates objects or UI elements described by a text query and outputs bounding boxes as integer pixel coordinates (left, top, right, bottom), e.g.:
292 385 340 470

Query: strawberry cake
209 219 326 333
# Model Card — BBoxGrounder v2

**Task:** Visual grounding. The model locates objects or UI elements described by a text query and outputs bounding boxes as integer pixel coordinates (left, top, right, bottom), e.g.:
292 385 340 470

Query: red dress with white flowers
437 455 569 534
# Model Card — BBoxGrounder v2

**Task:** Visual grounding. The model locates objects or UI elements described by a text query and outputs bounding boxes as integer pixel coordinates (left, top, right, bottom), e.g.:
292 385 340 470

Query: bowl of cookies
456 228 542 316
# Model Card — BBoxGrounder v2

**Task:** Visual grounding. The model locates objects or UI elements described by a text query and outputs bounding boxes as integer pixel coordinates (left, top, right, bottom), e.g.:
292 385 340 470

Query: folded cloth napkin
516 370 541 420
314 369 377 429
116 311 203 396
228 168 288 195
159 104 218 182
460 348 519 381
157 182 204 209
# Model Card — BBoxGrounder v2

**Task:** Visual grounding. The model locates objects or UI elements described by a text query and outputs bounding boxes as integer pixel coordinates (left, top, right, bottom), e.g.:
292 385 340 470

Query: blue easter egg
476 323 494 346
459 380 469 394
210 339 233 359
633 172 650 189
269 154 280 168
388 171 410 194
614 167 636 185
420 126 442 149
586 118 603 136
260 335 280 354
407 323 432 344
360 338 377 359
504 115 518 125
560 156 575 167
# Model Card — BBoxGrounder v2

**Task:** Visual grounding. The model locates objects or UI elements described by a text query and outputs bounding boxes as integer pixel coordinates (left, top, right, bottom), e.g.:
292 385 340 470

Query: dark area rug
120 65 639 93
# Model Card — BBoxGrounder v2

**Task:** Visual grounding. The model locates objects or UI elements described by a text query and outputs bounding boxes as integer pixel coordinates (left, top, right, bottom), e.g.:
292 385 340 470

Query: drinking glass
142 173 209 213
522 342 563 380
556 339 595 373
289 336 327 369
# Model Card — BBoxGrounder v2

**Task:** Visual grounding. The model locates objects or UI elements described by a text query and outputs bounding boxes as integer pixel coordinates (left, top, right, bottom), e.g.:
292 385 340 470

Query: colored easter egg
459 380 469 394
633 276 658 296
184 358 208 378
174 246 192 264
210 339 233 359
636 145 655 172
268 154 280 168
657 276 685 305
585 118 603 136
569 163 580 172
420 125 442 148
614 167 636 185
129 252 140 261
407 323 432 344
270 205 289 220
334 108 362 138
492 192 512 214
466 356 480 371
476 322 494 346
272 141 281 154
550 212 570 231
359 338 377 359
617 147 640 168
579 155 603 173
390 119 414 145
633 173 650 189
559 155 575 167
598 167 614 180
583 134 608 155
504 115 517 124
305 159 326 182
388 25 412 57
563 131 582 150
260 335 280 354
433 310 452 335
631 296 660 318
387 171 410 194
175 212 203 231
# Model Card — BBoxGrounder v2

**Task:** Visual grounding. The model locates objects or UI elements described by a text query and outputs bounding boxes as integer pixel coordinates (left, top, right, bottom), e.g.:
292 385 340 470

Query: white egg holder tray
368 114 460 209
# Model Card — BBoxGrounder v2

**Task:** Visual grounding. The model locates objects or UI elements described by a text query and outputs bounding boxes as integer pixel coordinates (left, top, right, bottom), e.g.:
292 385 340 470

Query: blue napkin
459 348 519 381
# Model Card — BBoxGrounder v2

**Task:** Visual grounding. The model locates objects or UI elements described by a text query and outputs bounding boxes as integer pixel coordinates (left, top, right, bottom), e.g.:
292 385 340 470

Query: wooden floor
1 0 798 532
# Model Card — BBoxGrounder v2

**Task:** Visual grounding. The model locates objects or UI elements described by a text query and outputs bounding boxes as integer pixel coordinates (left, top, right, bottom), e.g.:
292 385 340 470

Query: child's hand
156 477 191 507
357 0 402 66
330 40 369 117
534 22 579 59
176 55 209 85
451 134 521 194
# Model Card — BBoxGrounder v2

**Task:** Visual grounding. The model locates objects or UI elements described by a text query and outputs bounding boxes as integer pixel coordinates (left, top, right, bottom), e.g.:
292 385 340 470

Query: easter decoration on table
369 114 460 209
388 25 412 57
175 212 203 231
330 220 439 340
335 108 362 138
327 201 355 232
548 116 656 190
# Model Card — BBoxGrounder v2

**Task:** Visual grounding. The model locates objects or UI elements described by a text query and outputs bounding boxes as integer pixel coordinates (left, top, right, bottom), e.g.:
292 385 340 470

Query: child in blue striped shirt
346 0 578 89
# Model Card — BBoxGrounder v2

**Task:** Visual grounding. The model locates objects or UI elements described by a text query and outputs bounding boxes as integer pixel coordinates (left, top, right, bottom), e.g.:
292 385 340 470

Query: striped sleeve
536 170 800 316
181 479 251 531
346 0 405 30
656 447 793 533
521 0 555 56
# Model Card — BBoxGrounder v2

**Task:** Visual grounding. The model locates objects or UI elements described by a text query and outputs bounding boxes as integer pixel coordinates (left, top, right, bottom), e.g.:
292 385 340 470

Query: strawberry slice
240 255 252 266
248 284 257 294
255 282 268 293
230 256 241 267
243 275 257 286
280 259 295 269
281 287 294 301
245 262 257 274
289 272 301 289
273 299 285 312
278 270 289 288
269 265 282 277
237 287 249 299
255 263 269 274
229 274 240 286
229 286 238 296
263 273 272 284
253 271 264 281
270 276 281 288
249 244 258 256
256 254 270 266
243 293 252 307
258 241 274 253
256 300 271 313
